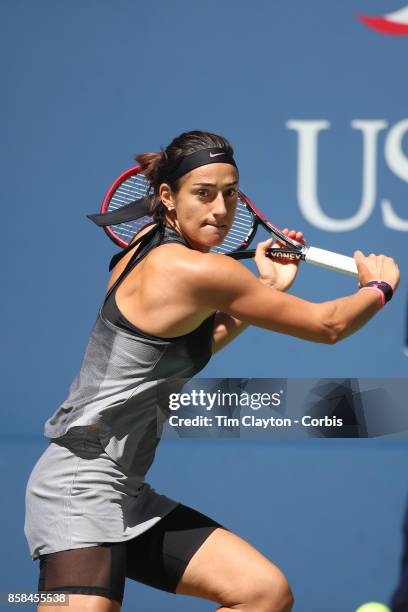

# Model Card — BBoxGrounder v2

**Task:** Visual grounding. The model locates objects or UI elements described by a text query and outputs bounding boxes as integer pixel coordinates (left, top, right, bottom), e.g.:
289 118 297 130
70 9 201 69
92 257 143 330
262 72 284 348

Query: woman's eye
198 190 209 197
226 188 238 197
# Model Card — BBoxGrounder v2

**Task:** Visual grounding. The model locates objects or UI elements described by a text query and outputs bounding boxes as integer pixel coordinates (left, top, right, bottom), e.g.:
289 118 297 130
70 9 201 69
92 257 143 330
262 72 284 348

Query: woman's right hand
354 250 400 291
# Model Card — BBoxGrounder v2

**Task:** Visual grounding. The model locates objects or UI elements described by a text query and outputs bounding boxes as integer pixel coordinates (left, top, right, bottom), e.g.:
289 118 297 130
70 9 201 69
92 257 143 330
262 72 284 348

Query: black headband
165 147 237 183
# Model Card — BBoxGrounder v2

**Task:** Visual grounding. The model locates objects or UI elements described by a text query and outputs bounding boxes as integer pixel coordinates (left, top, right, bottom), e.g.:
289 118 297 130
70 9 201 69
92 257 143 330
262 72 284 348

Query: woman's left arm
212 230 304 352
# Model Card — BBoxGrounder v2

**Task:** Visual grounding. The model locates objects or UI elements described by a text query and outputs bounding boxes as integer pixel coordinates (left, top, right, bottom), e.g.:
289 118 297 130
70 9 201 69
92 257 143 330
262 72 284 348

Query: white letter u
286 120 387 231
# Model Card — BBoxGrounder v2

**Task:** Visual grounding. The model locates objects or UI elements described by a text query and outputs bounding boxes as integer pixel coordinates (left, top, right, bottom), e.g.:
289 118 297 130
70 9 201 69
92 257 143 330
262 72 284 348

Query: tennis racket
88 166 358 277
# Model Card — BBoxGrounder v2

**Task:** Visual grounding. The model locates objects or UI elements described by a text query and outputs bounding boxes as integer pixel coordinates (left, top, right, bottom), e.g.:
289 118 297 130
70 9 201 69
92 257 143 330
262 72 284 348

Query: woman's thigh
125 503 223 593
175 527 293 610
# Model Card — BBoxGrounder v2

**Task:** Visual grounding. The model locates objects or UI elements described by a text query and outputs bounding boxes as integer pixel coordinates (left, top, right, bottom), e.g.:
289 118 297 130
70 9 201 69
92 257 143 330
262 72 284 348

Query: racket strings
106 175 256 252
107 174 153 242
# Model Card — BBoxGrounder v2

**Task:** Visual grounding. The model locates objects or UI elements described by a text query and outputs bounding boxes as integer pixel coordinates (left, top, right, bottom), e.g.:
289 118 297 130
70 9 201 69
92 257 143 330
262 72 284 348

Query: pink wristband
359 286 385 307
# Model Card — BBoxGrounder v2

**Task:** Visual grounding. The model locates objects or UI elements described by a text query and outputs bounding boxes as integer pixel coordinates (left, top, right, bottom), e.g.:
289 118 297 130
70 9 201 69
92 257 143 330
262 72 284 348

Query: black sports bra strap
104 224 191 305
108 223 159 272
104 224 163 303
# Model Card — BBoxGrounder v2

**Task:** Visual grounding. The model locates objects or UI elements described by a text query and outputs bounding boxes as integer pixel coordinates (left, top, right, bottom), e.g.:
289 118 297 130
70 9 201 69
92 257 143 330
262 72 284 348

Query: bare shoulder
145 245 254 293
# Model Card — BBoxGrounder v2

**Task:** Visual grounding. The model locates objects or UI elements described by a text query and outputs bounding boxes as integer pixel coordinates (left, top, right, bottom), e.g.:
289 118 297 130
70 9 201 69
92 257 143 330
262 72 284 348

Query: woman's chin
204 225 228 243
203 237 227 252
186 226 228 252
195 240 224 253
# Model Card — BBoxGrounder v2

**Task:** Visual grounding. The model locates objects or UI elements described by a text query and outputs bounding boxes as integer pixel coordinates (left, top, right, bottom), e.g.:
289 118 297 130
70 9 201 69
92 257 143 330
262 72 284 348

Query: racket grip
228 250 254 260
228 248 297 260
304 247 358 277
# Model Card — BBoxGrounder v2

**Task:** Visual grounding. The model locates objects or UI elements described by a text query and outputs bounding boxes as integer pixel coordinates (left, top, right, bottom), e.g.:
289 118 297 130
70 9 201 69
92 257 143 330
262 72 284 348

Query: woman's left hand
255 229 305 292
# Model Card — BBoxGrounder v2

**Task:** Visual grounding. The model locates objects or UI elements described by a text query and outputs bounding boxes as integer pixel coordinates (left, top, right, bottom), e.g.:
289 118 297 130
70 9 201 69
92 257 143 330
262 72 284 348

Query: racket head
101 166 153 248
100 166 259 253
99 168 302 256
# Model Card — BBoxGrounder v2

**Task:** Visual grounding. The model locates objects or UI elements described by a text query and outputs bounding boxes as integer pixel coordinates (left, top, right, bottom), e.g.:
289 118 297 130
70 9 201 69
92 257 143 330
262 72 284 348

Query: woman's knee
270 573 294 611
175 527 294 611
218 568 294 611
249 570 294 612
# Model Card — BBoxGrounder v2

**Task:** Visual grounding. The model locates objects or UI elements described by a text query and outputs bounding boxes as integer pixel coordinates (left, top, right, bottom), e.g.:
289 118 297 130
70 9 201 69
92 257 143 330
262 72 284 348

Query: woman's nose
212 193 228 216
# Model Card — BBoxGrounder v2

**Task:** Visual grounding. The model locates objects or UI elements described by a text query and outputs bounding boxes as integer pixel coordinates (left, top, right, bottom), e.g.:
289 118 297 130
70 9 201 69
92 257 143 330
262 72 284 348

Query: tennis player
24 131 399 612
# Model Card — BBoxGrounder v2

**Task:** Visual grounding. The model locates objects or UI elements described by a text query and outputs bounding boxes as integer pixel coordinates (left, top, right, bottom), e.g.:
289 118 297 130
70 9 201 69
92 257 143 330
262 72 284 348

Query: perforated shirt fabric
24 225 216 560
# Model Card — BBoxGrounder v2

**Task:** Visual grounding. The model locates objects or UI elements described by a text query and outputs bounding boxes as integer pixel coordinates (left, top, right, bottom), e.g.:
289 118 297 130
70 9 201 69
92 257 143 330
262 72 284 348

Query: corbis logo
357 5 408 35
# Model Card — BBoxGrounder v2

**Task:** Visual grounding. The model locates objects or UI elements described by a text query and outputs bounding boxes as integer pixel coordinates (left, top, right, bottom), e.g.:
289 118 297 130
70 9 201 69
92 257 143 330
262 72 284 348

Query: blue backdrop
1 1 407 610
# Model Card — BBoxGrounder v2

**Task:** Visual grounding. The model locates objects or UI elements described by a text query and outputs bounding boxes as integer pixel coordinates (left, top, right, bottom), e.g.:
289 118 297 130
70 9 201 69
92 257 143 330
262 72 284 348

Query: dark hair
134 130 236 223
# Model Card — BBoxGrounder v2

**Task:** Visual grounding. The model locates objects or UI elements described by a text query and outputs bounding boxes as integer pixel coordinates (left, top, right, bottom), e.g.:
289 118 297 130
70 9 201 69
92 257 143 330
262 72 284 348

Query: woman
25 130 399 612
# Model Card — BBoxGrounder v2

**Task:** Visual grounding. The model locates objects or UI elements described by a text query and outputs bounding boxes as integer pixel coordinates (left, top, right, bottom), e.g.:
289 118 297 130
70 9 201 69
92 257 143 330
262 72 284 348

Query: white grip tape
304 246 358 277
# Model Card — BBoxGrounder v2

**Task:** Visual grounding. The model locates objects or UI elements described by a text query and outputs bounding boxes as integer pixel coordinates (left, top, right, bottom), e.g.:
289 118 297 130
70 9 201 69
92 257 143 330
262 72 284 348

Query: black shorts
38 503 223 605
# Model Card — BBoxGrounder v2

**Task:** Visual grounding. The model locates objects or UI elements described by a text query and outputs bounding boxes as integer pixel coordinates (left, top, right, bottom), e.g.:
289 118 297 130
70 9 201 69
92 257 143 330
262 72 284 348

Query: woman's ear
159 183 176 211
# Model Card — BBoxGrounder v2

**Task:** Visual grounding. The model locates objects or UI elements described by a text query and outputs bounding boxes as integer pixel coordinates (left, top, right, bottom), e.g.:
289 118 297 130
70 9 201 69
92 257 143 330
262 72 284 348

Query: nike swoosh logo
209 152 225 157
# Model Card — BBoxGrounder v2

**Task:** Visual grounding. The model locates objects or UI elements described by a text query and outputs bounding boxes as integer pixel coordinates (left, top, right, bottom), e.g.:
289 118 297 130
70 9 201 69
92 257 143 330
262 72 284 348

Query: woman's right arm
190 250 399 344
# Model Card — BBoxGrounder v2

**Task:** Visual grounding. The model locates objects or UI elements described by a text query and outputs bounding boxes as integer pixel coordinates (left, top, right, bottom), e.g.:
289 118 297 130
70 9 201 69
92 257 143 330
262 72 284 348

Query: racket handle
228 250 255 260
304 246 358 277
228 248 300 260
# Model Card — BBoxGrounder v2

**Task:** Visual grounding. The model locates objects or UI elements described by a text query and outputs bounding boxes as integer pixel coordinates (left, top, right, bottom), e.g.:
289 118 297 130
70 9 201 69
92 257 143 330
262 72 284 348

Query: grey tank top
44 225 215 476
